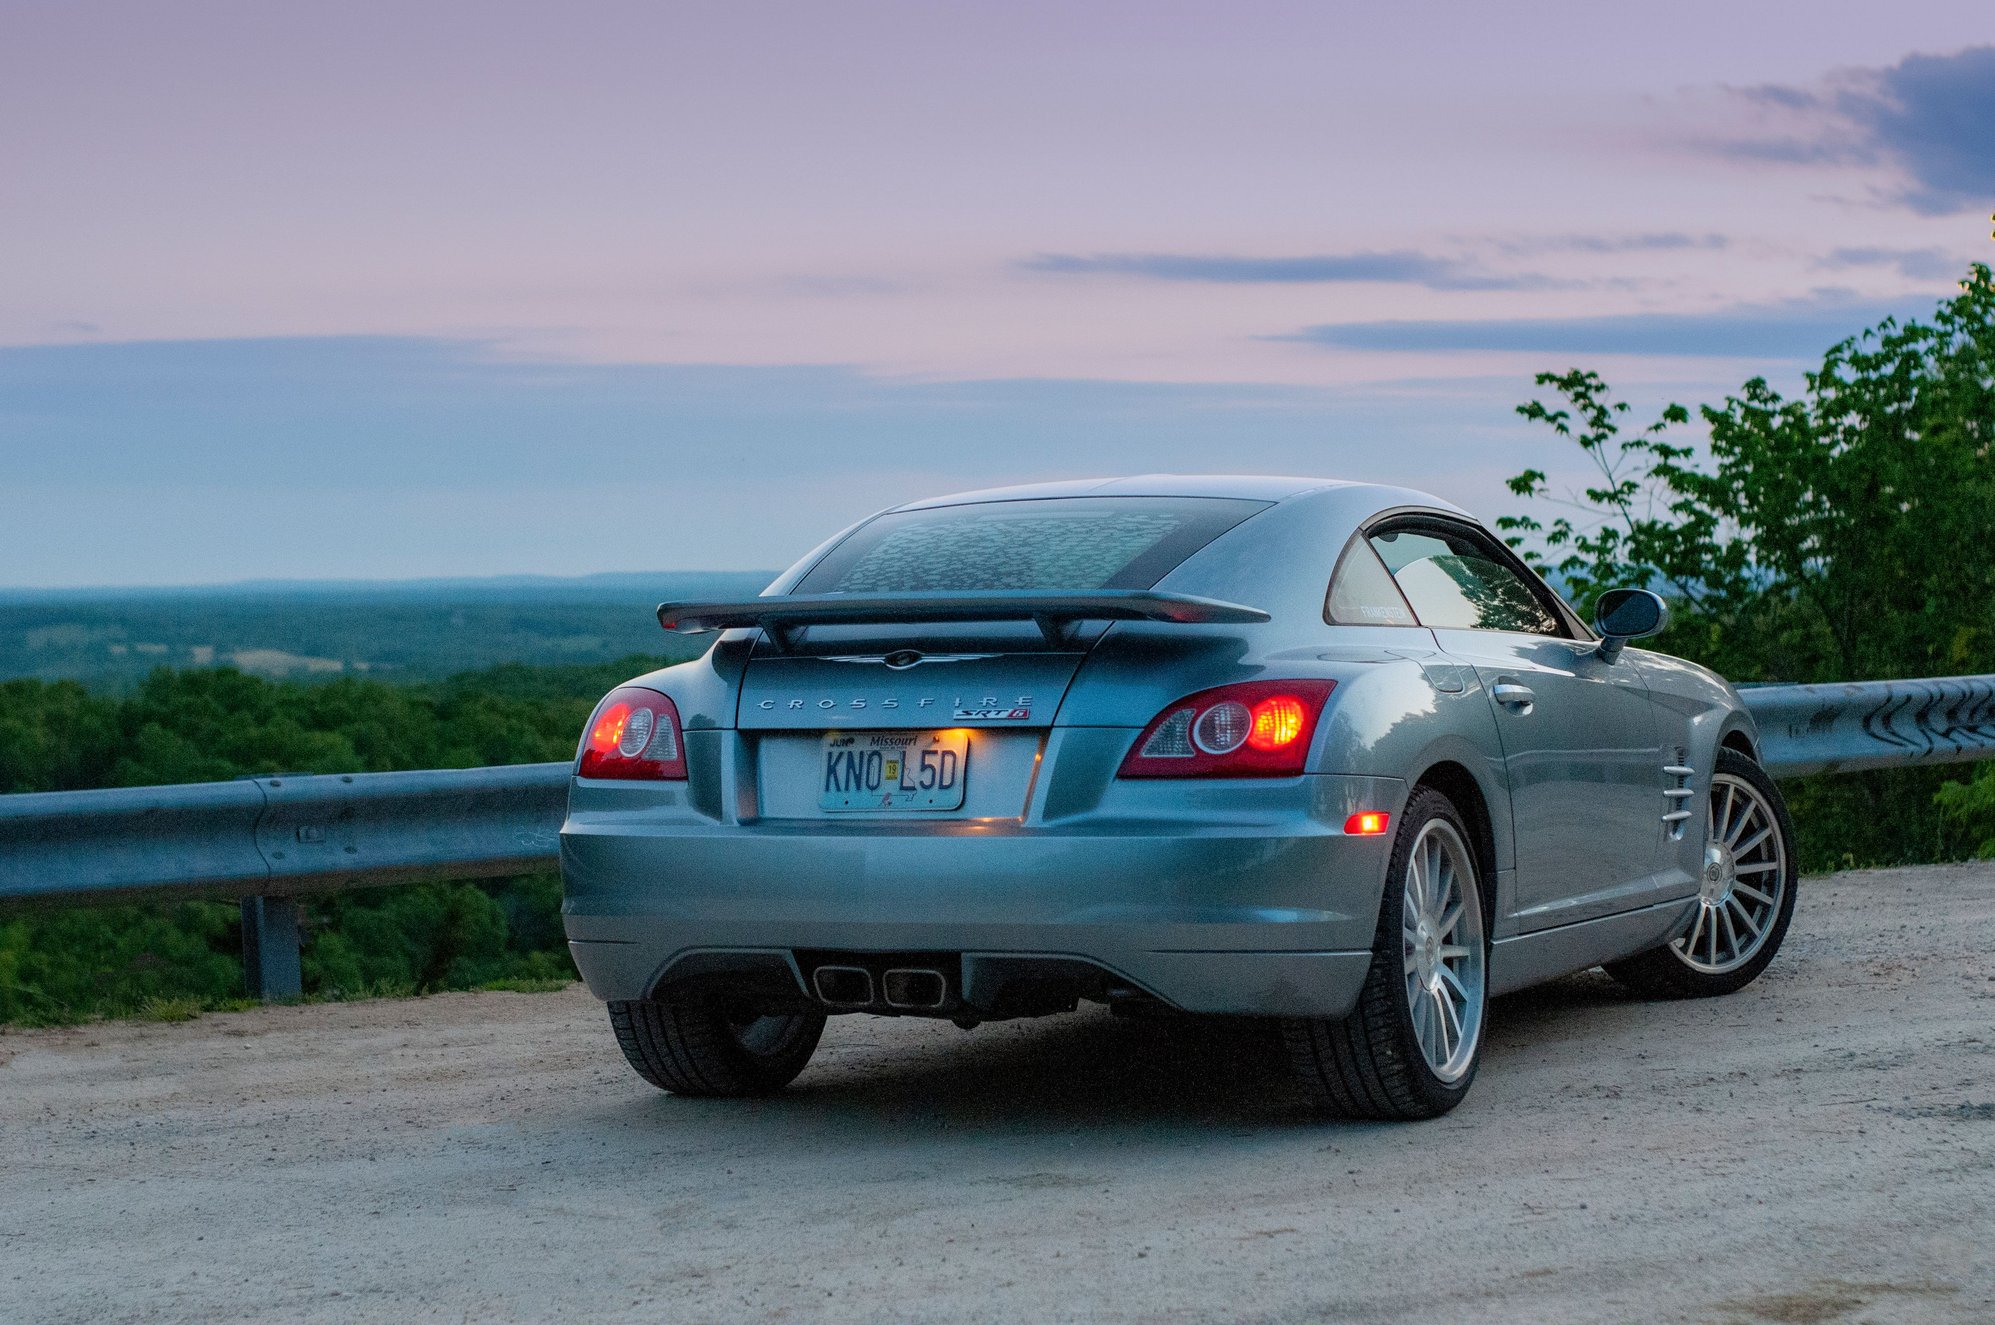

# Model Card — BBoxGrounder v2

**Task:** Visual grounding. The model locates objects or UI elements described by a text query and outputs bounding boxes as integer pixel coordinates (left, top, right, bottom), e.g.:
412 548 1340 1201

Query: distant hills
0 571 776 688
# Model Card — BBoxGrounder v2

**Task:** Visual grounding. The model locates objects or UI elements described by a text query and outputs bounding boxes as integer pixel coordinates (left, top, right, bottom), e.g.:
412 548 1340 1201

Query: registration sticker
819 730 970 811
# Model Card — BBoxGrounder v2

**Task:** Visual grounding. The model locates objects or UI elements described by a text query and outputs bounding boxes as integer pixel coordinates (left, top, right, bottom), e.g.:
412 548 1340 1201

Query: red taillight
578 686 687 780
1344 810 1390 836
1118 680 1335 778
1248 695 1307 751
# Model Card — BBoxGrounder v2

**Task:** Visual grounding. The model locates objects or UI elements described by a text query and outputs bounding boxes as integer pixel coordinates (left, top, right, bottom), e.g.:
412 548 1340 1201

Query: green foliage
1497 375 1707 612
476 975 576 994
1692 272 1995 682
0 900 242 1025
1936 771 1995 859
1499 264 1995 866
134 995 206 1022
0 679 120 793
0 658 657 1023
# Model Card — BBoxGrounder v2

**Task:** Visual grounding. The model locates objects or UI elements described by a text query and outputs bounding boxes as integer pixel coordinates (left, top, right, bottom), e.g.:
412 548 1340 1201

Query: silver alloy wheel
1674 771 1788 973
1400 818 1486 1082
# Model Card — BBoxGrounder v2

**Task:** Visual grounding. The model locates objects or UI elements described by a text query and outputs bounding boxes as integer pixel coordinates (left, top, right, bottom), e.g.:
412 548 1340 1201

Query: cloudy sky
2 1 1991 586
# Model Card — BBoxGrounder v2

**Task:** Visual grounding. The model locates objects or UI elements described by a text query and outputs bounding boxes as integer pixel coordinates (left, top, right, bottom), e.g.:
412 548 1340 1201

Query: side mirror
1593 588 1669 663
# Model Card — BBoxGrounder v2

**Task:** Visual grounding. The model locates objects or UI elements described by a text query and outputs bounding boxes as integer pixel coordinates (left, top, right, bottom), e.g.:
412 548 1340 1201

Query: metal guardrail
0 764 568 997
3 672 1994 999
1741 675 1995 776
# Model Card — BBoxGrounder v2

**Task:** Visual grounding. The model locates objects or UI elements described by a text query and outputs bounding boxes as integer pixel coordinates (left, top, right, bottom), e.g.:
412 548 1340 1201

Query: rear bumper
561 768 1405 1019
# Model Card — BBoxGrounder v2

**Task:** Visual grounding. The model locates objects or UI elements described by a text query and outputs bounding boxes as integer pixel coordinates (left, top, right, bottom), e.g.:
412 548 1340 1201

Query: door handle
1492 682 1536 709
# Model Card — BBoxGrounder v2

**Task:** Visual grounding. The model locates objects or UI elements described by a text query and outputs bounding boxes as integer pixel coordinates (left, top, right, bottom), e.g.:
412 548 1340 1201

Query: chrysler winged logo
820 651 1000 668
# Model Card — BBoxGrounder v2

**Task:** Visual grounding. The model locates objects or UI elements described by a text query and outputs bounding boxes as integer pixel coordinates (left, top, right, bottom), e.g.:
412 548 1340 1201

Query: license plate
819 730 969 811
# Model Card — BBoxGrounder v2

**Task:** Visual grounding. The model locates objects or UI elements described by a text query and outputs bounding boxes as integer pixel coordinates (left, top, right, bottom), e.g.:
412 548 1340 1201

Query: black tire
1606 748 1798 999
608 991 825 1097
1283 786 1489 1120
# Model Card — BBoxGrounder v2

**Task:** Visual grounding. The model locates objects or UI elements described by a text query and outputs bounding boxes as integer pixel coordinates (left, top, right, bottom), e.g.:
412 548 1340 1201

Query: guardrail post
240 896 302 1000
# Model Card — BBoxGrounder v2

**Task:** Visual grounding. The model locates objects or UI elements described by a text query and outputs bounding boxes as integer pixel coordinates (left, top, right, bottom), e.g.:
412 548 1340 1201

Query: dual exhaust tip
812 965 947 1010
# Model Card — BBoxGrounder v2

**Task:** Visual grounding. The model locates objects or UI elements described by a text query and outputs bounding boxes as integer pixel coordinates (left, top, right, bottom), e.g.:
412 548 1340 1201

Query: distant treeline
0 571 766 689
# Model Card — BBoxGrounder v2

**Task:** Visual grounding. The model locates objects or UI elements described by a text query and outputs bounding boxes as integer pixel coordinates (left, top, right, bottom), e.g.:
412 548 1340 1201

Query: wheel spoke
1727 894 1763 939
1437 944 1471 961
1732 824 1773 857
1725 800 1758 848
1706 907 1720 965
1680 908 1705 957
1436 901 1464 938
1436 990 1460 1060
1733 880 1775 906
1715 782 1737 842
1733 860 1779 876
1439 964 1469 1001
1718 903 1741 961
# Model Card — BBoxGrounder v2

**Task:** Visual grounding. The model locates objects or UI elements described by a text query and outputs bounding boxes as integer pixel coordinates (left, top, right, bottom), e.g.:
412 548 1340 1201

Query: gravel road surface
3 864 1992 1324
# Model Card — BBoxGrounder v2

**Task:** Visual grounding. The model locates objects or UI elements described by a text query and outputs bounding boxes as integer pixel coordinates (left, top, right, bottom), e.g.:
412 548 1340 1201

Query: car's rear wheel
1284 786 1488 1120
608 992 826 1097
1606 748 1797 998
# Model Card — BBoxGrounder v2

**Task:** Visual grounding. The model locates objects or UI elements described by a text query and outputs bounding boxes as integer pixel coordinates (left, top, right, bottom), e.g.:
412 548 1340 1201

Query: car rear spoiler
656 590 1271 650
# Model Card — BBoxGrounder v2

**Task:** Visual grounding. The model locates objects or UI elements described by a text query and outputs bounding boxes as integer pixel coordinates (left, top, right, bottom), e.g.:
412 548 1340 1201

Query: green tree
1499 264 1995 866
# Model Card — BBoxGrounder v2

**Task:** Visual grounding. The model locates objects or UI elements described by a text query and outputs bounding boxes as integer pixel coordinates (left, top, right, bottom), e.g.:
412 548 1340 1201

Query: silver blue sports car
561 476 1797 1119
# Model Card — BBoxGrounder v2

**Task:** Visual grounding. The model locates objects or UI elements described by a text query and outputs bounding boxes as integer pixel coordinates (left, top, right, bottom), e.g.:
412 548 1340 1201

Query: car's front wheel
1284 786 1489 1120
1606 747 1798 998
608 992 825 1097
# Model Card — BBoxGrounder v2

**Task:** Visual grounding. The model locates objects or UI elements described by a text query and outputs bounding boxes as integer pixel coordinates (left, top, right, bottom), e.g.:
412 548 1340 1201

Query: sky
2 1 1992 587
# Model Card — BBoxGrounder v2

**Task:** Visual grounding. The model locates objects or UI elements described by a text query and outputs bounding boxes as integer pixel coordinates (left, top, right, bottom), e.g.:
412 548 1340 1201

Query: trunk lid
736 622 1087 822
735 622 1093 730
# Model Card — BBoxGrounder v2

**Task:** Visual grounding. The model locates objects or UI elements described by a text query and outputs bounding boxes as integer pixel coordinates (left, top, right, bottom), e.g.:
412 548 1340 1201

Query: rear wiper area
656 590 1270 651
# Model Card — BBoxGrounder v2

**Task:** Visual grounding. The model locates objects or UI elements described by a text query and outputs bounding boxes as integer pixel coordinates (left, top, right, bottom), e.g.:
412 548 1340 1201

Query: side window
1325 536 1419 626
1368 524 1564 636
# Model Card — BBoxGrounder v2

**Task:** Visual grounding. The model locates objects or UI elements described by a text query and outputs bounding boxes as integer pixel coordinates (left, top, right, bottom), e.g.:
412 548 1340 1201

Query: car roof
761 474 1483 601
893 474 1385 510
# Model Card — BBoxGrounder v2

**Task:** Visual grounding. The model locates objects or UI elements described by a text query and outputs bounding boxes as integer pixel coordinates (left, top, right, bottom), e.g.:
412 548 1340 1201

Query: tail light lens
578 686 688 780
1118 680 1335 778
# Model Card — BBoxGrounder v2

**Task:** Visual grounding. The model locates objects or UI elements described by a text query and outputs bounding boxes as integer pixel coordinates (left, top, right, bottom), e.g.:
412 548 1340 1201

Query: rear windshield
794 496 1268 595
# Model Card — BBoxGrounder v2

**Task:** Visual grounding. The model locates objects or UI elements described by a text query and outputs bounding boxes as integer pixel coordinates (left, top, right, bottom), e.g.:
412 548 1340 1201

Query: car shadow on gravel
815 1011 1305 1123
1487 968 1649 1038
591 1009 1314 1136
604 969 1653 1137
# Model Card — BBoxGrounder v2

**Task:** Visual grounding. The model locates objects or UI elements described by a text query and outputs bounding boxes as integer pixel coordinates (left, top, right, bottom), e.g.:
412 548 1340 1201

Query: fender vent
1662 762 1695 841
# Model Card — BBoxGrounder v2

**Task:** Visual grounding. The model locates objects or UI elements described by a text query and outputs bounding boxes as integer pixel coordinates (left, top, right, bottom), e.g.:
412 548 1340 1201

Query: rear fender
1306 655 1515 895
